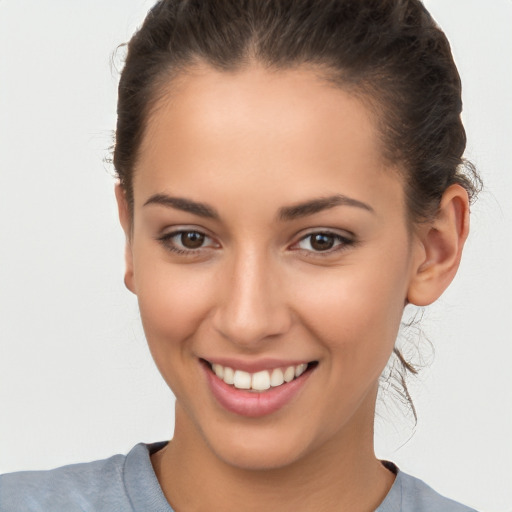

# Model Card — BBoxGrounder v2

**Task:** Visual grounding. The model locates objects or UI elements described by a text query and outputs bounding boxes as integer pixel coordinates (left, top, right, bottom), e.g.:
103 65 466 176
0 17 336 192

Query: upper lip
201 357 315 373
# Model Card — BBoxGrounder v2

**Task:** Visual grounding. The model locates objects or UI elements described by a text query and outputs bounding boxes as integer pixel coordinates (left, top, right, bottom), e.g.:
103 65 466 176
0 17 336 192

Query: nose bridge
213 244 290 346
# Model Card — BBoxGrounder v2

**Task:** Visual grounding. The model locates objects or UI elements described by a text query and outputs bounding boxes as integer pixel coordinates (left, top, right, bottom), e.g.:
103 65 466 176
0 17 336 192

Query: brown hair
113 0 481 419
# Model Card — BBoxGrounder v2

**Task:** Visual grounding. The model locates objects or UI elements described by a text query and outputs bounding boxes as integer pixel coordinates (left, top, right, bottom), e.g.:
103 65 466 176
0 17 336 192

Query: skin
116 64 469 512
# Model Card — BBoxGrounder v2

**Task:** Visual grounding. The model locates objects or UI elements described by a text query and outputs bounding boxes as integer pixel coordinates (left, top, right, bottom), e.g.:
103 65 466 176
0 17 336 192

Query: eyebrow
278 195 375 221
144 194 220 219
143 193 374 221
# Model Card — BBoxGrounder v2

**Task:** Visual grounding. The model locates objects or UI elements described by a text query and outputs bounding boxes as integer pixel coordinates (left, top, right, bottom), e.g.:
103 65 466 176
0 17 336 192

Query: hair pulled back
114 0 480 220
113 0 481 420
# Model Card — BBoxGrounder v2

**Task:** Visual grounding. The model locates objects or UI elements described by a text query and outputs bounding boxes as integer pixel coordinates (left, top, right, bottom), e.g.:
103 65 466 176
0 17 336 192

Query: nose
212 249 292 347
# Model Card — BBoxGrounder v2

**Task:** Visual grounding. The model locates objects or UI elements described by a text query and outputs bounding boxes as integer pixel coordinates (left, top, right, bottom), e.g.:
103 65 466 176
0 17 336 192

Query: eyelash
157 230 218 256
157 229 355 257
291 231 355 256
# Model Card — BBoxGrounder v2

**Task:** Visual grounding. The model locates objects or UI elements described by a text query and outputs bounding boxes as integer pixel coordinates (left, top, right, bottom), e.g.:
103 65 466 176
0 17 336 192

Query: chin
214 440 307 471
199 420 319 472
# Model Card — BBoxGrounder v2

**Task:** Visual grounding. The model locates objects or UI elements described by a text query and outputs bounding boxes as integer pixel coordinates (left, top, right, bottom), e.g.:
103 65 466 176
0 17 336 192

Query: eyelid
290 228 356 254
157 226 220 254
292 227 355 242
159 224 216 239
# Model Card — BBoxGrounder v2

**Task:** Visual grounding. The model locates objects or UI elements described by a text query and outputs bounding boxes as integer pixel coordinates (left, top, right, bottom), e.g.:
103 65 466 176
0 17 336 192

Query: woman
0 0 490 510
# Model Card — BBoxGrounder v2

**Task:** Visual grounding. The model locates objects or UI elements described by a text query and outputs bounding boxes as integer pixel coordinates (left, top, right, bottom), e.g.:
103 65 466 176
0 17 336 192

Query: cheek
133 252 214 352
134 259 218 403
290 258 409 368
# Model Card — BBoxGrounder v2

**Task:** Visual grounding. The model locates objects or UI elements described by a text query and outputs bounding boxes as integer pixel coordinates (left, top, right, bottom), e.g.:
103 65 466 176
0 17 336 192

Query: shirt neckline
123 442 403 512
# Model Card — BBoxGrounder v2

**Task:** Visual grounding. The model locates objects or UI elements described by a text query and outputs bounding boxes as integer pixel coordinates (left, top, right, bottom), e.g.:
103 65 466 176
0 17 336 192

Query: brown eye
310 233 336 251
295 231 354 254
181 231 205 249
158 229 218 255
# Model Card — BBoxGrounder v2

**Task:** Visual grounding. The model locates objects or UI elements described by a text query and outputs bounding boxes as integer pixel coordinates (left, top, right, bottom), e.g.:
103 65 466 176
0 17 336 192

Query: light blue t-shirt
0 442 477 511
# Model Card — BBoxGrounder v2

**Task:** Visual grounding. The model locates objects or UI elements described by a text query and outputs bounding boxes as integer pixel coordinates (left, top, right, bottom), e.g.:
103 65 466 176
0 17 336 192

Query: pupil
181 231 205 249
311 234 334 251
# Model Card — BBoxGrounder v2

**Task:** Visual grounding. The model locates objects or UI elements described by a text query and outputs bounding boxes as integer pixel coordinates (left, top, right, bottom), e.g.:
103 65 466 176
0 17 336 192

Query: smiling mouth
202 360 318 392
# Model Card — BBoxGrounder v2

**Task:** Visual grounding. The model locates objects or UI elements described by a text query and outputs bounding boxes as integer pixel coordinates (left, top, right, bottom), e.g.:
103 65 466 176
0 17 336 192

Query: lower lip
203 364 314 418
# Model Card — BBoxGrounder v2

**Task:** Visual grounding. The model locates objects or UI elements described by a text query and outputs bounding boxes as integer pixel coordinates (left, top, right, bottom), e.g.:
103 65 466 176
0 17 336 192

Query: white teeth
212 363 224 379
212 362 311 391
223 367 235 385
251 370 271 391
270 368 284 387
233 370 252 389
295 363 307 378
283 366 295 383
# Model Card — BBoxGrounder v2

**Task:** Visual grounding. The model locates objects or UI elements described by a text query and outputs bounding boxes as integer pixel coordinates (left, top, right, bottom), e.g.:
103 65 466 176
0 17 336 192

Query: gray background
0 1 511 511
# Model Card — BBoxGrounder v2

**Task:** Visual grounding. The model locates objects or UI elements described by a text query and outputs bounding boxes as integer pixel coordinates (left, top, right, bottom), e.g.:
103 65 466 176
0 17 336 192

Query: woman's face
122 64 425 470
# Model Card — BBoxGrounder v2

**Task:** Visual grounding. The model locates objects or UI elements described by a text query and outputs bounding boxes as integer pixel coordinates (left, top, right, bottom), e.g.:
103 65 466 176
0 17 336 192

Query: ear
407 184 470 306
115 184 136 295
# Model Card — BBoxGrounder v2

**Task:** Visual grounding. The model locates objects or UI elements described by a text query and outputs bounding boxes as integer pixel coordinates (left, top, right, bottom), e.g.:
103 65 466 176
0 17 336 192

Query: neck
152 396 395 512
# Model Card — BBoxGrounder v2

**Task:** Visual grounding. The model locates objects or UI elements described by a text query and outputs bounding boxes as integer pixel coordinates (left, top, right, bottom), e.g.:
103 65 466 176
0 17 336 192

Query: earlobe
114 184 136 295
407 184 470 306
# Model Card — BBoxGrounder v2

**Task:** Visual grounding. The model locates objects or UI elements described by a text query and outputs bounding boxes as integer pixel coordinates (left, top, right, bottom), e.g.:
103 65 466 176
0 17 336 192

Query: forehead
135 63 404 217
